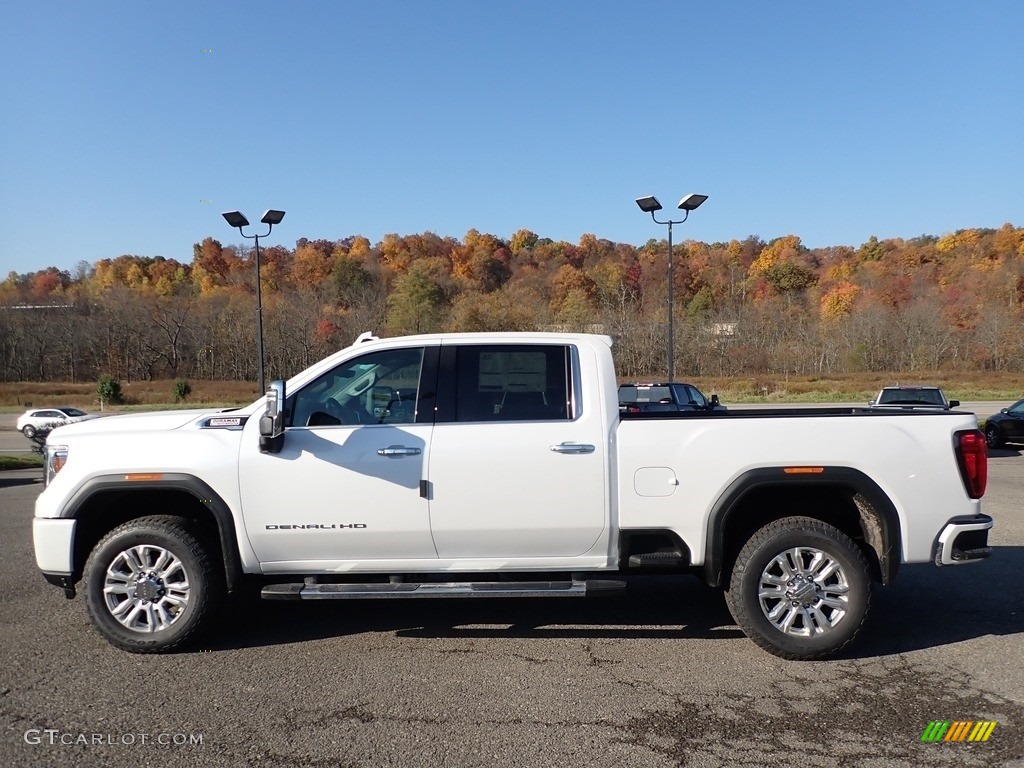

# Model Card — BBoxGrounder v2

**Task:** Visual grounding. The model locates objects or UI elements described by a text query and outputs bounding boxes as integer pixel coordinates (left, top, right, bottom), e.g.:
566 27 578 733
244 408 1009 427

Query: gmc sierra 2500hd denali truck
33 332 993 660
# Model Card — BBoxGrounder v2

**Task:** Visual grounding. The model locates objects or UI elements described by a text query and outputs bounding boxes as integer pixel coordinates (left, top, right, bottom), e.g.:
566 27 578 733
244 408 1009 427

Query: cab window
288 347 424 427
452 345 571 422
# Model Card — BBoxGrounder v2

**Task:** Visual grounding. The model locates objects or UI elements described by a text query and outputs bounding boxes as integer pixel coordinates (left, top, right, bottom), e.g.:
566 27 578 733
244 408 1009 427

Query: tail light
954 430 987 499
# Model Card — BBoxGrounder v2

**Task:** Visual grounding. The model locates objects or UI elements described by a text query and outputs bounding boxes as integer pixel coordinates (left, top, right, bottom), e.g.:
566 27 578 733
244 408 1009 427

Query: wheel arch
703 467 901 588
62 473 243 594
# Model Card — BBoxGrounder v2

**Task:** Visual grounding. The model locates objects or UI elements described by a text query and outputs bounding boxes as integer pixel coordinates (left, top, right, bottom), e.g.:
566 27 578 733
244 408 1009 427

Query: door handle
550 442 595 454
377 446 422 457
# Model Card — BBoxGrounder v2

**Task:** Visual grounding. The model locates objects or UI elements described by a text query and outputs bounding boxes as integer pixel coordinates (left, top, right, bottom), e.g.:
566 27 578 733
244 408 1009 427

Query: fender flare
61 473 244 593
703 467 901 587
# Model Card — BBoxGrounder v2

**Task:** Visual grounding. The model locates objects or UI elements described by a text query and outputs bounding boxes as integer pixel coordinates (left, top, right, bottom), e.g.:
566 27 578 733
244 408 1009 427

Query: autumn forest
2 224 1023 389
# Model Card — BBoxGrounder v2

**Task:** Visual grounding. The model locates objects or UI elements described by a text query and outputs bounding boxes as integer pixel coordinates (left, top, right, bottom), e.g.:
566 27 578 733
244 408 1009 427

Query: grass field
684 370 1024 404
0 454 43 470
0 380 262 413
0 372 1021 413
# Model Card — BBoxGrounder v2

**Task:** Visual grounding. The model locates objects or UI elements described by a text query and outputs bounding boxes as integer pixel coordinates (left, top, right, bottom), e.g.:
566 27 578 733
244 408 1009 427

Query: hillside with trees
1 224 1022 386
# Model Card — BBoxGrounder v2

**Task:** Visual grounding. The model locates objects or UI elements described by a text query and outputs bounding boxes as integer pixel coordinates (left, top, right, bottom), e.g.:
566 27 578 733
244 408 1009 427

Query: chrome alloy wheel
757 546 850 637
103 545 190 632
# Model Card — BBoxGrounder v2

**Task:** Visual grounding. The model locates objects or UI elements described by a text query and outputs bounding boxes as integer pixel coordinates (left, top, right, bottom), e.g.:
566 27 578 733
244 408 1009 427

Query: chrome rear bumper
935 514 994 565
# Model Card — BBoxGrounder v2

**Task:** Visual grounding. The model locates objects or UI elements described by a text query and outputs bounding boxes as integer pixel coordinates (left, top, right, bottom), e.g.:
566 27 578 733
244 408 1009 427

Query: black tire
84 515 224 653
985 424 1003 449
724 516 870 660
22 425 36 438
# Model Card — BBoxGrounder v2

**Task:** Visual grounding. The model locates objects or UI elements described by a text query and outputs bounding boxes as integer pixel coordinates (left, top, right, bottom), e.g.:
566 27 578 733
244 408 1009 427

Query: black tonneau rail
619 407 967 420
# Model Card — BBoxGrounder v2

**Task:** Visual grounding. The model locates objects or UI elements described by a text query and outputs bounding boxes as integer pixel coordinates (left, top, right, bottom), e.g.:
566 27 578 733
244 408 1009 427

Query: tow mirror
948 400 960 409
259 380 286 453
710 394 720 407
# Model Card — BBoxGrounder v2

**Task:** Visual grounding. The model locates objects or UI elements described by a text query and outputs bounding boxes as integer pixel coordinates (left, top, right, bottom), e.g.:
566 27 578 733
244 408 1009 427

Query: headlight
44 445 68 487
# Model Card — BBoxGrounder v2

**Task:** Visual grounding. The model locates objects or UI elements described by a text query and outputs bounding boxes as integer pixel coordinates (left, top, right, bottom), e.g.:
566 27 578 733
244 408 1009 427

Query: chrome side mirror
259 380 286 453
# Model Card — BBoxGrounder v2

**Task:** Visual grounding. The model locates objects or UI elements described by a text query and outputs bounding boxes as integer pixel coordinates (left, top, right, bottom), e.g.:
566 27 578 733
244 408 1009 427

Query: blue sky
2 1 1022 276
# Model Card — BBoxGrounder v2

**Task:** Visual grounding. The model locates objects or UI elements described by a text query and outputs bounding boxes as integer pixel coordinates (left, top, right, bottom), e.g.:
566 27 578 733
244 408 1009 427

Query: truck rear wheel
84 515 223 653
724 516 870 660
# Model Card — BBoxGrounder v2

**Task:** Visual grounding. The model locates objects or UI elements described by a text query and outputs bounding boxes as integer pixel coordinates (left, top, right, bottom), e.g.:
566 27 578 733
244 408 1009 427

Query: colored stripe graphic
921 721 950 742
921 721 997 742
945 721 973 741
969 722 997 742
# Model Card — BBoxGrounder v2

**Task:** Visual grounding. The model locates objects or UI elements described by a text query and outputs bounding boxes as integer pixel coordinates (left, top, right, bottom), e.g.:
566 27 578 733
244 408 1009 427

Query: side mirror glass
259 380 286 453
710 394 720 407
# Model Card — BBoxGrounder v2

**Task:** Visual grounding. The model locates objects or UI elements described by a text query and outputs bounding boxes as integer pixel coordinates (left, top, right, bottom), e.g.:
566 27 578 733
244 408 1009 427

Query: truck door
238 345 438 565
425 343 608 559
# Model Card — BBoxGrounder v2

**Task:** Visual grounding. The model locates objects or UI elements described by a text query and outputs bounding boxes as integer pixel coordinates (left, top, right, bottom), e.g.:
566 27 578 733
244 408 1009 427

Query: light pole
221 209 286 393
635 194 708 381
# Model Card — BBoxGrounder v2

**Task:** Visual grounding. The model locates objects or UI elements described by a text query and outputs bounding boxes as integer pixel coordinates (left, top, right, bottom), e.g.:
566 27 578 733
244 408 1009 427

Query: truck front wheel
724 516 870 660
83 515 223 653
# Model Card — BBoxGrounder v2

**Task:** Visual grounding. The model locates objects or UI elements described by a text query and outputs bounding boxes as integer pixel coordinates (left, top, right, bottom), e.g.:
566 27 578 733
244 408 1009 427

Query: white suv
16 407 94 438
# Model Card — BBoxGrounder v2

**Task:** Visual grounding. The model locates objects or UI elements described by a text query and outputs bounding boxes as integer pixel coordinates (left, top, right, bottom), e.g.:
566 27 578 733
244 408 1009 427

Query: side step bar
262 580 626 600
628 552 687 568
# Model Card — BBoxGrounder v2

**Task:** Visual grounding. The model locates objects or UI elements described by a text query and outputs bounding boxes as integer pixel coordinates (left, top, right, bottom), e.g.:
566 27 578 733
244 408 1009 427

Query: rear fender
703 467 901 587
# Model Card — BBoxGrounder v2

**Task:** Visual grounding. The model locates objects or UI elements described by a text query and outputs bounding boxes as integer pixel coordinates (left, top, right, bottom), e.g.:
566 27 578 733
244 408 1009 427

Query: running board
628 552 688 568
261 580 626 600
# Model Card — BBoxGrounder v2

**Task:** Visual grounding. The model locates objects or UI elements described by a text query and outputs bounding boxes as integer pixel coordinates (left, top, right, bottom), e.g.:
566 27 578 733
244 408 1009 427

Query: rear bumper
934 514 993 566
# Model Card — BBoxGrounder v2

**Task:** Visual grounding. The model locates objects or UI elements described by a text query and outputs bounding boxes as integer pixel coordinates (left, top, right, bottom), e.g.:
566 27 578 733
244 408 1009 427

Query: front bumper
33 517 76 575
934 514 993 565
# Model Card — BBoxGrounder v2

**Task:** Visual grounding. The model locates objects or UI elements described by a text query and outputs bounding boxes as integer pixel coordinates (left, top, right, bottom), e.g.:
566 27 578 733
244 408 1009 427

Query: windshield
60 407 87 417
877 389 944 405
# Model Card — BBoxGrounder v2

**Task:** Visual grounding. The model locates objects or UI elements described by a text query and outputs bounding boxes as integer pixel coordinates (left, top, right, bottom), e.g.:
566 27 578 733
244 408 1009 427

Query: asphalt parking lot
1 452 1022 768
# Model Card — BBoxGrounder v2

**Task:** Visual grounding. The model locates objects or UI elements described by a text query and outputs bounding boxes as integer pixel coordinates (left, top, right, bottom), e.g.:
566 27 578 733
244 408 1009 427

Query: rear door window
444 345 572 422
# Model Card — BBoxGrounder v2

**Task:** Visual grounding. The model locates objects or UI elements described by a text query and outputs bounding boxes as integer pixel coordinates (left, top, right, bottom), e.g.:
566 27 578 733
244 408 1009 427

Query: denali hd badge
265 524 367 530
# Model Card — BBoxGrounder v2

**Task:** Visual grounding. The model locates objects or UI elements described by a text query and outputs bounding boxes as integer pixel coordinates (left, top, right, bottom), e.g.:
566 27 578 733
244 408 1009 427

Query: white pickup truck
33 332 993 660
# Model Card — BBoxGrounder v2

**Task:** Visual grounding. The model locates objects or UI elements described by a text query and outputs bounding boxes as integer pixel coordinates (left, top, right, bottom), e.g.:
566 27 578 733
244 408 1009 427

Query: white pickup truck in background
33 332 993 660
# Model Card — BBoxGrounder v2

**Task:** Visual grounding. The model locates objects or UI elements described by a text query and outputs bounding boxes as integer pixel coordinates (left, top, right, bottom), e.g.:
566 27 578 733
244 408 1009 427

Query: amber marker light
124 473 165 481
783 467 825 474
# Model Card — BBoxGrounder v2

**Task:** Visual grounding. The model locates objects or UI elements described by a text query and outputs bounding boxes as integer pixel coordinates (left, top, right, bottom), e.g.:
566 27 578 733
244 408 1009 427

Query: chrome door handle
550 442 595 454
377 446 422 457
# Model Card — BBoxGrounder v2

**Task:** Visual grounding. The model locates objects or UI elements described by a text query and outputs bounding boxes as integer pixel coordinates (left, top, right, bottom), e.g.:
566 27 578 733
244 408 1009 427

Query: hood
48 409 225 439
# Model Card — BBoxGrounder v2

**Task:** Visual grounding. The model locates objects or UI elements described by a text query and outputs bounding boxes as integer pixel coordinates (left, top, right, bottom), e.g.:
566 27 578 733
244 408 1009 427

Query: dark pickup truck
868 386 959 411
618 382 726 413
